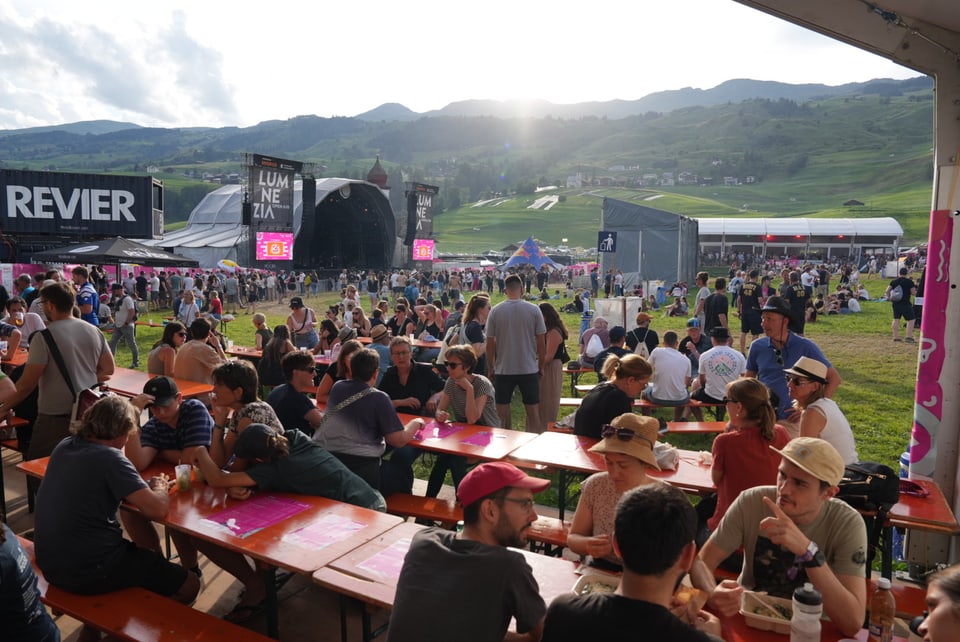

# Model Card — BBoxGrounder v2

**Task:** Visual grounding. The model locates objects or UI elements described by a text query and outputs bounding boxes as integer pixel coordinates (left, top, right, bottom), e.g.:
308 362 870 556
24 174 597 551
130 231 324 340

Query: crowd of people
1 255 951 642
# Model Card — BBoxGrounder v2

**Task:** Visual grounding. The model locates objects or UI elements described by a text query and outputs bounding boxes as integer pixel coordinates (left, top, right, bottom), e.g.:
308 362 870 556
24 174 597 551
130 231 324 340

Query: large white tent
696 217 903 259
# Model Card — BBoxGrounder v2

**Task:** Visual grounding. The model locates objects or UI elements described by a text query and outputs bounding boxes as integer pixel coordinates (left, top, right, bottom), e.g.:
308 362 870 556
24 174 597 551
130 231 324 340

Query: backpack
836 462 900 511
584 333 604 358
632 328 651 359
889 284 904 302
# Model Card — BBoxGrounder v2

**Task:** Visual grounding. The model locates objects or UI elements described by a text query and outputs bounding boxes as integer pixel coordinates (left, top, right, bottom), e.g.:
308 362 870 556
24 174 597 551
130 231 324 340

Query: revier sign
2 169 162 239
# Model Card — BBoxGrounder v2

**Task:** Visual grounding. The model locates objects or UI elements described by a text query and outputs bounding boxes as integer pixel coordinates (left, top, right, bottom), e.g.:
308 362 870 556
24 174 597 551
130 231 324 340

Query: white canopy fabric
695 217 903 237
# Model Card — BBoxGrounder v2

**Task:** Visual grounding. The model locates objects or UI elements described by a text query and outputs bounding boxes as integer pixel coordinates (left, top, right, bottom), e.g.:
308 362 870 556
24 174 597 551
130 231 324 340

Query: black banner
246 154 301 269
404 182 439 245
1 169 161 239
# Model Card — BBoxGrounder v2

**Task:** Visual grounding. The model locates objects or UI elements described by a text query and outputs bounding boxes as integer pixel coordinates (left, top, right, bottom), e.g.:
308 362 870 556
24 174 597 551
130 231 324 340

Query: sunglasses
601 425 654 448
446 362 463 370
771 346 783 366
785 375 812 386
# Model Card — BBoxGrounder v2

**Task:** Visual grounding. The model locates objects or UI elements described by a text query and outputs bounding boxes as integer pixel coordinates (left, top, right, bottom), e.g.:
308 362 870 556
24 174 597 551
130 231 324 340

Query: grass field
118 275 916 496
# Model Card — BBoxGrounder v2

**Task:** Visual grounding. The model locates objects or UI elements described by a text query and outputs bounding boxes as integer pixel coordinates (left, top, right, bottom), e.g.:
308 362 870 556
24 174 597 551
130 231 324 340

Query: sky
0 0 921 131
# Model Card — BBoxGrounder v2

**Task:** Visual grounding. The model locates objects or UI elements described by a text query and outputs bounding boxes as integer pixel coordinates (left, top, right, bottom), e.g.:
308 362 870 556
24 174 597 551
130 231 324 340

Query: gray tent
599 198 699 288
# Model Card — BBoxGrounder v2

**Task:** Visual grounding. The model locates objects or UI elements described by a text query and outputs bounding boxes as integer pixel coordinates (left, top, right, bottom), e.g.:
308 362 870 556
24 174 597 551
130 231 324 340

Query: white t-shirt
698 345 747 400
647 347 691 401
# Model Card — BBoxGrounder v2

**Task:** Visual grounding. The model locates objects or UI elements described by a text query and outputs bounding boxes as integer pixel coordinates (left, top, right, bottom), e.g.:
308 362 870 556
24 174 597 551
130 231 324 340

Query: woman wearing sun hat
786 356 857 464
567 413 661 570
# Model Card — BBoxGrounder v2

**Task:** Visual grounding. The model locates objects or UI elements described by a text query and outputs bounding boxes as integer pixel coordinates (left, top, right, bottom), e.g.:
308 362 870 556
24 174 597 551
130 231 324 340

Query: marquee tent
501 236 562 270
599 198 699 287
30 237 199 267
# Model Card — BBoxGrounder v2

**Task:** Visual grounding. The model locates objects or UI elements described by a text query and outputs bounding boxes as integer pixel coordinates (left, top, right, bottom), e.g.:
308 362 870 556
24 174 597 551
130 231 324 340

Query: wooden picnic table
718 611 906 642
356 336 442 350
105 367 214 400
1 347 29 370
19 457 403 639
507 431 715 520
227 345 332 366
313 520 579 642
563 366 593 397
399 414 539 461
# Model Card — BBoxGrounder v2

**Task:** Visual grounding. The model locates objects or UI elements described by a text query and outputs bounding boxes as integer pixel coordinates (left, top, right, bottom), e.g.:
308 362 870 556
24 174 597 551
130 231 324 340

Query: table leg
339 594 349 642
881 525 893 580
558 470 568 522
570 372 579 397
260 563 280 639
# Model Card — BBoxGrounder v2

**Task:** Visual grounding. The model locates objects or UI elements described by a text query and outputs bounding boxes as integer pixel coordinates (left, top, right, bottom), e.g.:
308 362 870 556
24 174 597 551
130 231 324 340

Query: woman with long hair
316 339 363 403
313 318 341 355
705 377 790 537
257 325 295 388
460 294 491 375
573 354 652 439
538 302 568 433
177 290 200 328
147 321 186 377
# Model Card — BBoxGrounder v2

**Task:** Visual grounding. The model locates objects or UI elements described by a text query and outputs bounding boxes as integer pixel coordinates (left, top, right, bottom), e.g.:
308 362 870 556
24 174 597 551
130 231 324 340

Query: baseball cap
289 296 304 309
233 423 280 460
784 356 828 384
771 437 845 486
686 318 701 328
143 376 179 407
457 462 550 507
609 326 626 342
636 312 652 325
589 414 660 470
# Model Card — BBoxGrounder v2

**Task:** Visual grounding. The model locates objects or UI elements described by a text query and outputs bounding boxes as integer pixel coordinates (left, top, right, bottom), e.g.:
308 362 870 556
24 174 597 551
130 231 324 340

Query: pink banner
910 209 952 477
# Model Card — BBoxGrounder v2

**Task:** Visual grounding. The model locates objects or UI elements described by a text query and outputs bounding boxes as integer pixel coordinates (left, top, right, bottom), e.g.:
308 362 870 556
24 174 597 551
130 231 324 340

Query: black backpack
836 462 900 511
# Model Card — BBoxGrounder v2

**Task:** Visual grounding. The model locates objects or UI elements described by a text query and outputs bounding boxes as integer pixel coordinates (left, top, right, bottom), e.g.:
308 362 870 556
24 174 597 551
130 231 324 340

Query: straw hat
589 413 660 470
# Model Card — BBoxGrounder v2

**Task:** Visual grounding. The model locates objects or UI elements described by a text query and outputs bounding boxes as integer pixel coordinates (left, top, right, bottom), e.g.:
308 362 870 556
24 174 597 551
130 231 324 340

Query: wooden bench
385 494 570 553
2 426 28 518
17 536 272 642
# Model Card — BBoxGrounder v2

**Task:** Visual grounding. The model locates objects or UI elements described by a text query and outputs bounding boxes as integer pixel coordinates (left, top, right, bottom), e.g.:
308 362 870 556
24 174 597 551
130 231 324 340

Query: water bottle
868 577 896 642
790 582 822 642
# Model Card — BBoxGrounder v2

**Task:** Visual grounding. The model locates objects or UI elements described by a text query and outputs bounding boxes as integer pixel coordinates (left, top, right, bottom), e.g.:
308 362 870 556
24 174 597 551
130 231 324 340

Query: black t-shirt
387 316 415 338
378 363 445 416
574 382 633 439
889 276 915 304
738 281 761 313
625 327 659 354
703 292 728 335
543 593 721 642
267 384 317 436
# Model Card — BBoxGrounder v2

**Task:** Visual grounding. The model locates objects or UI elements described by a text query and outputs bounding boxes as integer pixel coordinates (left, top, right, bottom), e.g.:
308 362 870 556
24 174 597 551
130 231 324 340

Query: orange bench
17 536 272 642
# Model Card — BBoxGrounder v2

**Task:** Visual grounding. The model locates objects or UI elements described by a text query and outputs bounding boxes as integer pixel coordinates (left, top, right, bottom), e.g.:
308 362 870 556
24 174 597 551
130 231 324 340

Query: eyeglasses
772 346 783 366
391 350 411 357
499 497 535 511
601 425 654 448
446 362 463 370
785 376 812 386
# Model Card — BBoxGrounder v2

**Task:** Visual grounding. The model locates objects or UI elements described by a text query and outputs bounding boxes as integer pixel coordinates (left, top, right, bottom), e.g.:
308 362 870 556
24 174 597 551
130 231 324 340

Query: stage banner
404 182 439 246
247 154 301 270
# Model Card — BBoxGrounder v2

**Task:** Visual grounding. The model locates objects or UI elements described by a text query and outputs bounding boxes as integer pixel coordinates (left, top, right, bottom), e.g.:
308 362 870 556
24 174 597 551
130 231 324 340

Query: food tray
571 572 619 596
740 591 792 635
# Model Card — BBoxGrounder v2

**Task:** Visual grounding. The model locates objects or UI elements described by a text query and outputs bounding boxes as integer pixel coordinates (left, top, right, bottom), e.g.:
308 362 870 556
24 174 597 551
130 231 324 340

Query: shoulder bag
41 329 111 421
633 327 651 359
317 387 374 430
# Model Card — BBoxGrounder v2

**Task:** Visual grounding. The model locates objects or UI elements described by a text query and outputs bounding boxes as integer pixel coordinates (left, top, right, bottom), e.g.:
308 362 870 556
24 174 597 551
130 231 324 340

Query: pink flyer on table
282 513 366 549
204 495 310 539
355 538 413 579
415 421 464 440
461 431 507 447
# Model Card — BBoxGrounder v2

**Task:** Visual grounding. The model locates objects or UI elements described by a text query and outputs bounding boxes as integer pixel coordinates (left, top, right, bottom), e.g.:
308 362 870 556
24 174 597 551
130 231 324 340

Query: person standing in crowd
737 269 763 354
702 277 728 338
0 282 114 500
887 266 917 343
108 282 140 368
692 438 867 638
286 296 319 350
486 274 546 431
177 289 200 328
693 271 710 327
71 266 99 327
389 462 549 642
783 271 809 336
538 302 569 432
745 296 840 428
544 484 722 642
267 351 325 436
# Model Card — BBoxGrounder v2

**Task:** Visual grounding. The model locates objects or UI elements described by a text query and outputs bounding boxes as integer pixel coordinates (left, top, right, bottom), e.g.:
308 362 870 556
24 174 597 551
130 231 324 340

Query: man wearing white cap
389 462 550 642
692 437 867 637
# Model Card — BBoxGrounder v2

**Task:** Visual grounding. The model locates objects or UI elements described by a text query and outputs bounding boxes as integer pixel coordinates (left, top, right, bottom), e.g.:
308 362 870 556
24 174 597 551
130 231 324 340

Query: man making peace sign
690 437 867 637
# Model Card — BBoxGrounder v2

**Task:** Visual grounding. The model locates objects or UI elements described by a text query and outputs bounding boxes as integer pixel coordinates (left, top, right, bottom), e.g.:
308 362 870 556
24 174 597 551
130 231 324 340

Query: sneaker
893 338 902 342
905 337 916 343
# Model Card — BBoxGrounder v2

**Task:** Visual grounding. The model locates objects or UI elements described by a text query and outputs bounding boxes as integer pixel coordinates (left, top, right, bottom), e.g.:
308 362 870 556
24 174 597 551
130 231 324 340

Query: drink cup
0 340 7 356
175 464 192 491
227 339 234 349
192 464 206 484
324 349 332 358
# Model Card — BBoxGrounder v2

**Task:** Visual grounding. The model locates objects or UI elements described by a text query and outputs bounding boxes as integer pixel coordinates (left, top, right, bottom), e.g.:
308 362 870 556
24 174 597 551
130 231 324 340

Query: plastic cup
192 464 206 484
227 339 235 349
324 349 332 358
175 464 192 491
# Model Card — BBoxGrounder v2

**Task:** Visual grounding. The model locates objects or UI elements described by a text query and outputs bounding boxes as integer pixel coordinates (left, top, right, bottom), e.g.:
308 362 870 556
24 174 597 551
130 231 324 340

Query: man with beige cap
692 437 867 637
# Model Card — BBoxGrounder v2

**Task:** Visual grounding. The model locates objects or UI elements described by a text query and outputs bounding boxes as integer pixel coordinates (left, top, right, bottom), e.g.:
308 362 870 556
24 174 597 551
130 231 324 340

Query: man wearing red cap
389 462 550 642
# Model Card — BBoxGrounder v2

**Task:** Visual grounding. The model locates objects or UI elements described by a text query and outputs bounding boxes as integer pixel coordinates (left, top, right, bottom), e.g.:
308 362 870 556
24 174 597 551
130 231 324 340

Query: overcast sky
0 0 920 131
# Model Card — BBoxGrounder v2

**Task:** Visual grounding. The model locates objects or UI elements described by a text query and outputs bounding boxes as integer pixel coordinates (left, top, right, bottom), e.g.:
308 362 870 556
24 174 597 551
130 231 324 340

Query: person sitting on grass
193 422 385 512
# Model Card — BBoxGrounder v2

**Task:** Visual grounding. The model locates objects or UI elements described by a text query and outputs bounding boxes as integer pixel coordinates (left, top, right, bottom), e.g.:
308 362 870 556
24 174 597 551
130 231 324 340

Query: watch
798 541 826 568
